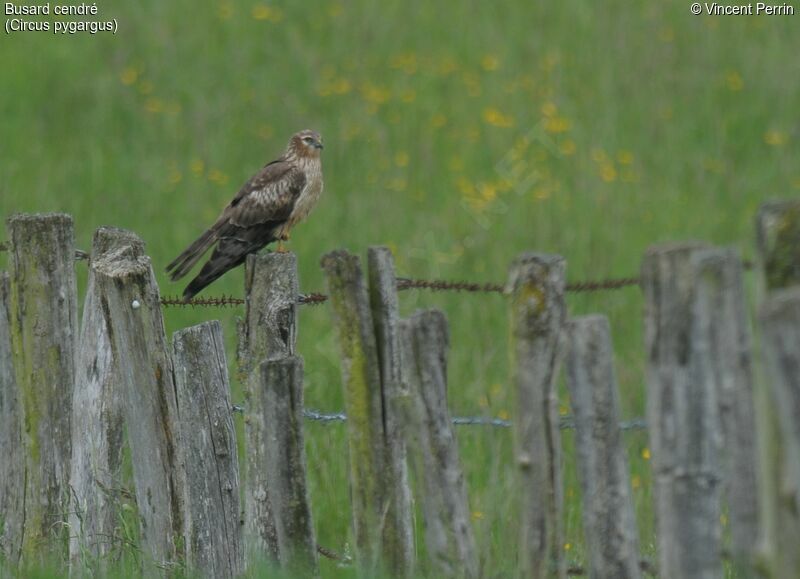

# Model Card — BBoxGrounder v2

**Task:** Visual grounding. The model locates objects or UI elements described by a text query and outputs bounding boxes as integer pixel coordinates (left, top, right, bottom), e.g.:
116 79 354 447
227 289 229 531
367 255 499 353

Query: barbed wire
159 274 643 308
301 408 647 431
0 242 754 308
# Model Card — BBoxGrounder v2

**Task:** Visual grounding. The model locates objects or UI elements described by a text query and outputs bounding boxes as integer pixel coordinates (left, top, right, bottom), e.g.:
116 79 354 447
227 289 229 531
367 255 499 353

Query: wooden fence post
7 213 78 563
367 246 414 576
641 242 723 579
691 248 759 575
755 200 800 577
399 309 478 579
172 321 243 578
240 252 298 563
93 238 184 570
565 315 641 579
0 272 24 564
258 356 319 577
69 227 142 571
320 250 386 571
506 253 566 579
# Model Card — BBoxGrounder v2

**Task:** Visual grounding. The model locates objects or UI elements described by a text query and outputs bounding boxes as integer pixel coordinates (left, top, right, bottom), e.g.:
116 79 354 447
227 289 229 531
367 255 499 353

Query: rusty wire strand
160 274 644 308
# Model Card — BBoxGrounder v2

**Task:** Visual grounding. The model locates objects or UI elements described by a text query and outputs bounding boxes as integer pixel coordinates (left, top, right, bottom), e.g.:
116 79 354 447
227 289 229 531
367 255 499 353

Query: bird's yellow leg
275 229 291 253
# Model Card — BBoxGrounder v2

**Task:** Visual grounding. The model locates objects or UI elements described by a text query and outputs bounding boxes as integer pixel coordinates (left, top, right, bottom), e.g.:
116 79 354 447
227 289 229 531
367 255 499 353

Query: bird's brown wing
166 160 306 298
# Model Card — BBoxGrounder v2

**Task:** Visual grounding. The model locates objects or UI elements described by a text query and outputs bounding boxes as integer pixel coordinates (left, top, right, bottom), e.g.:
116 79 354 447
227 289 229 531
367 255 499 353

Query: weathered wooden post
93 236 184 570
755 201 800 577
239 252 298 563
691 248 759 575
69 227 142 570
399 309 478 579
0 272 23 564
7 213 78 563
565 315 641 579
641 242 723 579
320 250 387 571
367 246 414 576
173 321 243 578
259 356 318 577
506 253 566 579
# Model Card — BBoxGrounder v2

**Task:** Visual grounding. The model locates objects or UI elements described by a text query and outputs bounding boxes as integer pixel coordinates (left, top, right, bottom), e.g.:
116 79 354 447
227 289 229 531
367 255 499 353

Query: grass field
2 0 799 576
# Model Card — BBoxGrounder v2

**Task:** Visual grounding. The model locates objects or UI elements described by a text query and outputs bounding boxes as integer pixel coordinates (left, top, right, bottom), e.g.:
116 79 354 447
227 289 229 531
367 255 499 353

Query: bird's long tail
181 231 277 300
166 226 221 282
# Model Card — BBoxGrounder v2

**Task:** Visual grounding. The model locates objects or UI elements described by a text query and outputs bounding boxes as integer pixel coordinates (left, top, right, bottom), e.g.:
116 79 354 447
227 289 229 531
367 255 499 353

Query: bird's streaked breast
288 160 323 227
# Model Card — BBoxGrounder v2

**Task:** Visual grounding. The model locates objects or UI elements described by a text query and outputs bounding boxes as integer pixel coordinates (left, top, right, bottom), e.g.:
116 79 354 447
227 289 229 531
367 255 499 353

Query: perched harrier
166 129 324 299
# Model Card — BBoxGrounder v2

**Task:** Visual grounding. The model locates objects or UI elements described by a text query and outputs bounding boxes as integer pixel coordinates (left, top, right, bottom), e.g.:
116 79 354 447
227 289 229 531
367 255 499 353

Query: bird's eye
303 137 313 143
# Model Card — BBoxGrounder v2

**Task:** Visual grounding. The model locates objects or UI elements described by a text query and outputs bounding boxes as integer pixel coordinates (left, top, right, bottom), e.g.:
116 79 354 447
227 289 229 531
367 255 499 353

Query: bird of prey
166 129 324 300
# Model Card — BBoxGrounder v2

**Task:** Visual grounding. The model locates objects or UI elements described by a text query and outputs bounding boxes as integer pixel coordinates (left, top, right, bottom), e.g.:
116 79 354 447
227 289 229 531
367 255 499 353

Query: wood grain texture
258 356 318 577
691 248 759 576
566 315 641 579
173 321 243 578
0 272 23 564
93 239 184 570
399 310 477 579
367 247 414 576
755 201 800 578
241 253 299 563
7 213 77 564
69 227 141 571
321 250 386 569
641 242 723 579
507 253 566 579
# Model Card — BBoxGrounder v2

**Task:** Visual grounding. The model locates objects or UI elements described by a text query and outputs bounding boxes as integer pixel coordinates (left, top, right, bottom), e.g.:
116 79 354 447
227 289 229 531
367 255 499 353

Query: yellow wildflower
360 82 391 105
600 163 617 183
559 139 576 156
190 159 205 175
144 98 163 113
726 71 744 92
544 116 571 134
617 150 634 165
481 55 500 71
430 113 447 129
631 475 641 490
218 2 233 20
483 107 514 128
120 67 138 86
497 409 509 421
641 447 651 460
394 152 409 167
764 130 788 146
208 169 229 186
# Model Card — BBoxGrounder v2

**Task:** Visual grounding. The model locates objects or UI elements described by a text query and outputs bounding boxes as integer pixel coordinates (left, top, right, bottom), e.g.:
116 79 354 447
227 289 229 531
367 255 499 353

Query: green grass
1 0 798 575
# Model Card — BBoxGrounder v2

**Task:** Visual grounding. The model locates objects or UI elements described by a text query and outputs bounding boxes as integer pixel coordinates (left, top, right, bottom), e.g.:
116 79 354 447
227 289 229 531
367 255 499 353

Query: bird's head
289 129 324 159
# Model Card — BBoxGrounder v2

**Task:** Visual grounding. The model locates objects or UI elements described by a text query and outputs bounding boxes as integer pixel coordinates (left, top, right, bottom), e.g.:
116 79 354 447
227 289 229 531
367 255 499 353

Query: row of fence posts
1 201 800 577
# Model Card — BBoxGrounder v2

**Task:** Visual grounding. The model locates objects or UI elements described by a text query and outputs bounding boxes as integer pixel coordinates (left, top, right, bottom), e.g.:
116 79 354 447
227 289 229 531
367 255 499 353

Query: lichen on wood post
258 356 318 577
69 227 142 572
240 252 298 563
320 250 385 570
7 213 78 564
641 242 723 579
173 321 243 578
399 309 477 579
93 238 184 570
0 272 24 564
506 253 566 579
367 246 414 576
691 248 759 576
755 200 800 578
566 315 641 579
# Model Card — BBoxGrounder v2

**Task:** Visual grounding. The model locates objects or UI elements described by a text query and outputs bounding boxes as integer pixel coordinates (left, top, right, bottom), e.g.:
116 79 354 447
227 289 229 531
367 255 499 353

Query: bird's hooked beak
314 141 324 150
